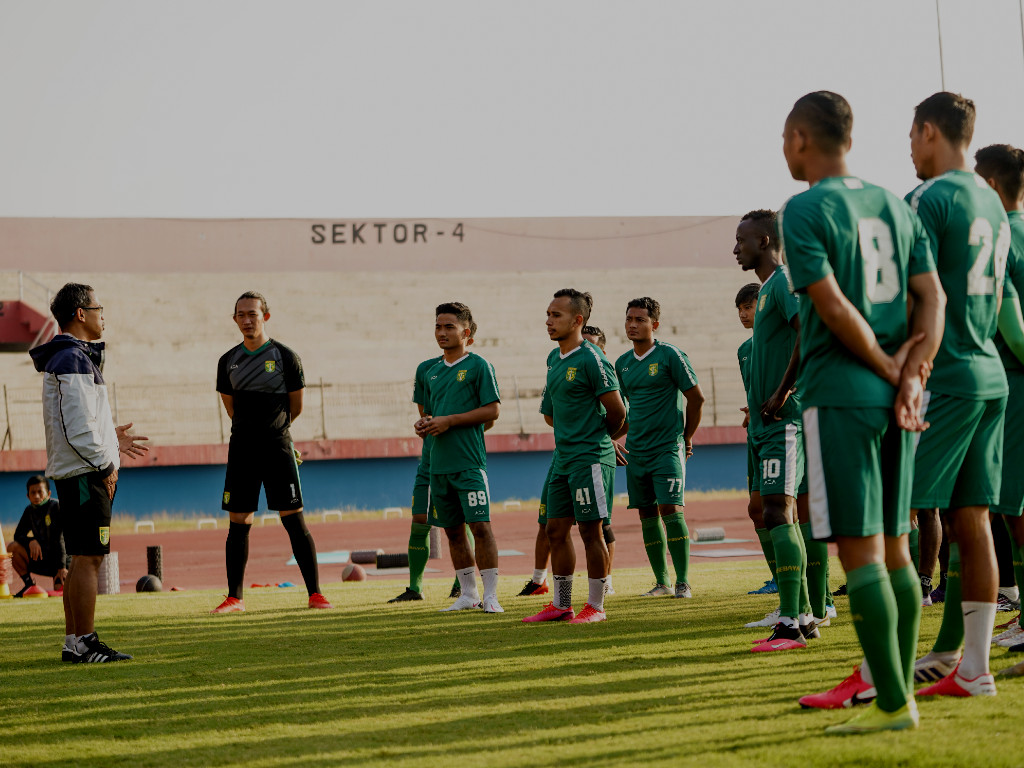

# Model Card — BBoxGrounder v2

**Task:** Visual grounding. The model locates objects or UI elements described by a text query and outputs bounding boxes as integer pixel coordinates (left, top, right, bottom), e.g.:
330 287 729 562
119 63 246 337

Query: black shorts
54 471 114 556
222 436 303 513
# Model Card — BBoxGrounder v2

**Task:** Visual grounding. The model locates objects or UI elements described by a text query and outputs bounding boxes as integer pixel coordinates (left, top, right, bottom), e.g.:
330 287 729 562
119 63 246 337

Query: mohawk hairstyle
553 288 593 324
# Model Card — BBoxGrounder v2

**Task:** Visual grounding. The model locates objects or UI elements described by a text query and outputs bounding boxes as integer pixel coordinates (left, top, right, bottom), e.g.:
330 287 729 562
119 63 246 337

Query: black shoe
516 579 550 597
1008 641 1024 654
832 584 848 597
929 585 946 604
72 633 133 663
387 587 423 603
62 645 76 663
997 593 1019 612
800 620 821 640
449 582 461 599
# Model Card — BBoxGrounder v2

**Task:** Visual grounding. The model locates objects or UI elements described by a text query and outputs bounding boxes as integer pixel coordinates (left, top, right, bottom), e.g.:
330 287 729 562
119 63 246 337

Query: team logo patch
648 363 659 376
44 514 51 527
223 491 231 504
98 527 110 546
566 367 577 381
457 369 467 381
759 295 767 311
265 360 276 372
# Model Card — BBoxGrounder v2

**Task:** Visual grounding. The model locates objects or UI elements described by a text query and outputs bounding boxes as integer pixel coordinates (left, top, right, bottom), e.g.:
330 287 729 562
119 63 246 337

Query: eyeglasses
80 306 103 312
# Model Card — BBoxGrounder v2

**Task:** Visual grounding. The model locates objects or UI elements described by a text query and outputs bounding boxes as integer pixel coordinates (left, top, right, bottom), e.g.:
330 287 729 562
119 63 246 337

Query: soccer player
614 298 704 599
416 302 503 613
523 289 626 624
780 91 944 732
8 475 67 596
733 211 818 650
212 292 331 613
975 145 1024 653
520 324 618 598
904 94 1011 698
30 283 150 662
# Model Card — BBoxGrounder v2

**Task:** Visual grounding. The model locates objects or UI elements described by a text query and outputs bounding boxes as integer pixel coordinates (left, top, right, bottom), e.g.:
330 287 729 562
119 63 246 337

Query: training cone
0 525 12 599
23 584 48 598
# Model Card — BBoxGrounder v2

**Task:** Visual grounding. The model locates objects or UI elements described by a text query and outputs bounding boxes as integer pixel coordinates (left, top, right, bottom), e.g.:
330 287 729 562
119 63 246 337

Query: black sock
226 521 251 599
21 573 35 588
281 512 320 596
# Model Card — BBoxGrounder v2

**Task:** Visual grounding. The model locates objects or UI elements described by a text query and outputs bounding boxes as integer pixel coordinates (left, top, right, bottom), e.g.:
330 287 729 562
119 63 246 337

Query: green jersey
423 352 500 475
747 265 800 433
614 340 698 456
412 355 444 466
541 340 619 472
738 337 752 393
995 211 1024 373
907 170 1010 399
780 176 935 408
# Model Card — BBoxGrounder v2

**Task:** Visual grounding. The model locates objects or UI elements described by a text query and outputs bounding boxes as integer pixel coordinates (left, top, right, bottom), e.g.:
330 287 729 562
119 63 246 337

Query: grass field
2 559 1021 768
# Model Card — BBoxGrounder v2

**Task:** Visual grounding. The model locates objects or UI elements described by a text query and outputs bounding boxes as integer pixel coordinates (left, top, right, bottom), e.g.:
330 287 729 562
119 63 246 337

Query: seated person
8 475 67 596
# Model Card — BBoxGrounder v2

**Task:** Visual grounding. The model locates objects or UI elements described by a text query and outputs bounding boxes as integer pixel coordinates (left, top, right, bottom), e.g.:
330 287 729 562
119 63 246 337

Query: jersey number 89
467 490 487 507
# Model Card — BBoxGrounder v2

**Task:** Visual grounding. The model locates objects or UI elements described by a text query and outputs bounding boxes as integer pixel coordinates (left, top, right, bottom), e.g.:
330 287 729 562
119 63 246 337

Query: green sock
933 542 963 654
825 554 835 608
908 527 920 574
847 562 907 713
800 522 828 619
888 563 923 691
663 512 690 584
770 524 804 619
408 522 431 594
1005 520 1024 630
794 524 811 616
641 516 671 586
755 528 778 582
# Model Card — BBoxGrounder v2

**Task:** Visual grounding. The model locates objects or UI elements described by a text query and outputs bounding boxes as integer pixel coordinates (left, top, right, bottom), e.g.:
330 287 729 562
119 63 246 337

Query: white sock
456 567 479 600
960 600 997 679
799 612 814 626
605 574 614 591
480 568 498 601
64 633 75 649
553 575 573 610
588 578 606 611
999 585 1020 602
532 568 547 584
779 615 798 629
860 658 874 686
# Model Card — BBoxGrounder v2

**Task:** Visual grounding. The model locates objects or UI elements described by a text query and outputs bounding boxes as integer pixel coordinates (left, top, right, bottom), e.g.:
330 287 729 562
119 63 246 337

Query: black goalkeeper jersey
216 339 304 439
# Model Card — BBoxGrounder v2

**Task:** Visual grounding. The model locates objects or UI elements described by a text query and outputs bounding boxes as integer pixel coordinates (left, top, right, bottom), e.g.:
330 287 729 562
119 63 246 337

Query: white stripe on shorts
802 407 831 539
479 469 491 508
913 390 932 454
784 423 798 498
590 463 610 519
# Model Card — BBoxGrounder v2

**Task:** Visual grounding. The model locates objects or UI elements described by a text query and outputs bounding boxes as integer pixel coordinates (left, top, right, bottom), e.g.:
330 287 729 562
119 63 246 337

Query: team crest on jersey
457 369 467 381
566 367 577 381
223 492 230 504
758 295 767 311
265 360 276 373
44 514 51 527
649 363 659 376
98 527 109 546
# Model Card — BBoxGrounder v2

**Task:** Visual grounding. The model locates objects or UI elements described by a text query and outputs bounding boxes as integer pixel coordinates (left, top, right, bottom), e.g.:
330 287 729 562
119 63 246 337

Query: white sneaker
481 596 504 613
813 616 831 628
913 652 961 684
744 607 781 628
826 604 838 619
994 624 1024 647
440 594 481 612
640 584 673 597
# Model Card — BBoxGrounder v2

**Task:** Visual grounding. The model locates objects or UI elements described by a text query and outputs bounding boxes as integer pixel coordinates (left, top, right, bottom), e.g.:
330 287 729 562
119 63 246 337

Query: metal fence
0 369 746 451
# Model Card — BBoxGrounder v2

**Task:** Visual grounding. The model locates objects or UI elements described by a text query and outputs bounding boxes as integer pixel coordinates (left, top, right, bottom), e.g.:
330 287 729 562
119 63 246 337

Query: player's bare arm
598 390 627 439
116 422 150 459
220 393 234 420
805 274 924 386
895 271 946 431
682 384 705 457
289 389 304 421
761 318 800 420
997 295 1024 365
420 401 500 436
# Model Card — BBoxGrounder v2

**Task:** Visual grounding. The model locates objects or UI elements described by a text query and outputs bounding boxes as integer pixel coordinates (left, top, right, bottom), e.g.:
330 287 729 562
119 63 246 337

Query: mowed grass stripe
1 561 1022 768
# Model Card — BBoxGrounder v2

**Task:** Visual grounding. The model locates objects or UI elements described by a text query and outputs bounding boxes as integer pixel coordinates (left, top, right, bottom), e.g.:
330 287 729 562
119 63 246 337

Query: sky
1 0 1023 219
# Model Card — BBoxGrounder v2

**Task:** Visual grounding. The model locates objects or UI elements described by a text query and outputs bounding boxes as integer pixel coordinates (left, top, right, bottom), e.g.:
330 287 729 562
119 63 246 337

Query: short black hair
626 297 661 322
27 474 49 492
914 92 975 147
553 289 593 324
735 283 761 307
50 283 95 331
788 91 853 154
469 320 478 339
740 209 779 252
235 291 268 314
975 144 1024 202
436 302 473 329
582 325 606 347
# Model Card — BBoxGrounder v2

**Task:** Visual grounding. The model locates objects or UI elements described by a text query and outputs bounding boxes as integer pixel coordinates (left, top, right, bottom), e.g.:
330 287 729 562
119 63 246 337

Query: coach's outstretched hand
116 422 150 459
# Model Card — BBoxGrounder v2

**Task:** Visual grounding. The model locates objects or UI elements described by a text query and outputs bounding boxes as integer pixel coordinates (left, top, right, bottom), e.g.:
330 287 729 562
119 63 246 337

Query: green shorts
803 406 913 539
749 421 804 498
538 460 555 525
412 461 431 517
912 392 1006 510
546 463 615 523
994 372 1024 517
625 447 685 508
429 469 491 528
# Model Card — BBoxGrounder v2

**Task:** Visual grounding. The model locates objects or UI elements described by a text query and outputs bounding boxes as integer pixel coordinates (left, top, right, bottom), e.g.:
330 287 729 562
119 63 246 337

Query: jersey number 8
858 218 900 304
